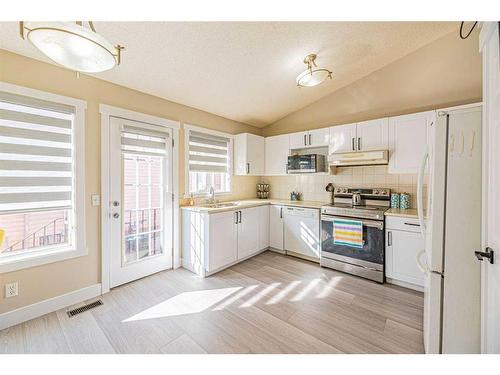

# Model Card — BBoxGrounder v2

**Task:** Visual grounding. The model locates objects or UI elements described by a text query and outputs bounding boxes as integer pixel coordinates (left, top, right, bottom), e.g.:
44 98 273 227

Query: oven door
321 215 384 268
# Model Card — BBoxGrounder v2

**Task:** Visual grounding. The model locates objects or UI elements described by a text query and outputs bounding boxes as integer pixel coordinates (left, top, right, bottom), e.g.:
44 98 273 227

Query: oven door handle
321 216 383 230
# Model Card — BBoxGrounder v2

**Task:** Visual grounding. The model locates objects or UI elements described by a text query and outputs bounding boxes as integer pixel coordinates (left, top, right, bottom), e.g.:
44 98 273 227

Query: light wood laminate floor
0 251 424 354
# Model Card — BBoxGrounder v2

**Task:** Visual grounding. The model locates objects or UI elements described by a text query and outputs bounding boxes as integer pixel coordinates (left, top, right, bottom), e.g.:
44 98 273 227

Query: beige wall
0 49 262 313
263 29 481 136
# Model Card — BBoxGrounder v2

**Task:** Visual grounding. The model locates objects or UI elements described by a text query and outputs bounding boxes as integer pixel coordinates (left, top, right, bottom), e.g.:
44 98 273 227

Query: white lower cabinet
269 205 284 251
182 206 269 276
237 206 261 259
385 216 425 290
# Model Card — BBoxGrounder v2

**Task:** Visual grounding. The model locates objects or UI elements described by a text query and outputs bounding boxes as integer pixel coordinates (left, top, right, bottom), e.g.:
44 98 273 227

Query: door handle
280 207 283 219
357 137 361 150
112 201 120 207
475 247 494 264
113 213 120 219
352 138 355 151
308 133 312 146
235 211 239 224
404 222 420 227
246 163 250 174
387 231 392 246
239 211 242 223
304 134 307 146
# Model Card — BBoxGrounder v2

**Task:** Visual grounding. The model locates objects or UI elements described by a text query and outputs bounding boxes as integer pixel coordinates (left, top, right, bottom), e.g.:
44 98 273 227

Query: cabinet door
329 124 357 153
356 118 389 151
237 207 261 259
265 134 289 175
269 205 284 250
385 229 425 287
259 205 270 250
233 133 248 175
308 128 330 147
208 211 238 272
246 134 265 175
289 131 309 150
233 133 265 175
388 111 435 173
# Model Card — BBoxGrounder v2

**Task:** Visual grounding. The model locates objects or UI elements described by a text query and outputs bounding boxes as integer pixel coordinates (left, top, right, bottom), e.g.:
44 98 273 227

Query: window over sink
184 124 232 196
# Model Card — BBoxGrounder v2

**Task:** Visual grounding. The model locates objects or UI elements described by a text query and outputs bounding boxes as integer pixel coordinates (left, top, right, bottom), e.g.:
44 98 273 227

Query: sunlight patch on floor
122 287 241 322
211 284 259 311
239 282 280 308
266 280 301 305
316 276 342 299
290 278 321 302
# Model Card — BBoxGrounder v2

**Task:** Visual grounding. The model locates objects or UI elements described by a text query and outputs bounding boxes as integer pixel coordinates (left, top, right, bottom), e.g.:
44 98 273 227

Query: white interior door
482 22 500 354
109 117 173 288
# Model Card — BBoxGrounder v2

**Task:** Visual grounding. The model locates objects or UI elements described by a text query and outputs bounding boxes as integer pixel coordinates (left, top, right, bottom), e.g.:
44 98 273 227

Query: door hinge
172 138 175 147
171 193 174 202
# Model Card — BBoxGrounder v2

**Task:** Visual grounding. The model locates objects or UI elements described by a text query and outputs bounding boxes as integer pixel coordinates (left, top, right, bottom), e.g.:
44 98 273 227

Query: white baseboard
0 283 102 330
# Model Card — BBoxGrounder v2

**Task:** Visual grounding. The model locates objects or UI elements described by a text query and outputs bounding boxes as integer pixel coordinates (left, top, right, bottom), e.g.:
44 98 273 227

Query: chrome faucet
205 186 217 204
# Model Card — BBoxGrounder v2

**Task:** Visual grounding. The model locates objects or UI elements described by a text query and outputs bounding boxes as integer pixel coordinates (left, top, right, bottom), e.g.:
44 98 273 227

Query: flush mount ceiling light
296 53 332 88
19 21 125 73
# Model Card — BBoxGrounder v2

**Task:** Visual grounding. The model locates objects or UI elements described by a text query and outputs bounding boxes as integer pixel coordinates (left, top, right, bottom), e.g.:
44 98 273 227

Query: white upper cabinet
289 128 329 149
355 118 389 151
329 123 357 153
289 131 309 149
388 111 435 174
234 133 265 176
265 134 289 175
308 128 330 148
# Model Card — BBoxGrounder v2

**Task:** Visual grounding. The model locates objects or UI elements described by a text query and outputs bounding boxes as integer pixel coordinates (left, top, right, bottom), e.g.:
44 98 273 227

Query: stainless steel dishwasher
283 206 320 262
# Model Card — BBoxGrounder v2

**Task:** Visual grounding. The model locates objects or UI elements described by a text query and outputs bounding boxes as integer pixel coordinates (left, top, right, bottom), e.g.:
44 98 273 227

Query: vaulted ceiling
0 22 458 127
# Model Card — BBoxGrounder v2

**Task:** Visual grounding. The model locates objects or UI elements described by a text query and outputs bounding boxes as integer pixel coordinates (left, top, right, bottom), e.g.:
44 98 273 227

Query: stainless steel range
320 187 391 283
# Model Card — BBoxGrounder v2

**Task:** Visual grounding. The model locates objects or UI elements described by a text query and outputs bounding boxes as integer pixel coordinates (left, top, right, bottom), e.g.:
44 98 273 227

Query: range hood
328 150 389 168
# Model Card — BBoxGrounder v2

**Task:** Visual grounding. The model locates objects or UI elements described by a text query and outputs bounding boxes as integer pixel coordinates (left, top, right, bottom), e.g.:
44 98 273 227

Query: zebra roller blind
0 93 74 214
121 123 169 157
188 130 230 173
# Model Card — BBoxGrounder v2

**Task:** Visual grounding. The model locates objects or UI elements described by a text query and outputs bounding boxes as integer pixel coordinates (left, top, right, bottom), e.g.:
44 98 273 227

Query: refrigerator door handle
417 145 428 239
416 249 429 275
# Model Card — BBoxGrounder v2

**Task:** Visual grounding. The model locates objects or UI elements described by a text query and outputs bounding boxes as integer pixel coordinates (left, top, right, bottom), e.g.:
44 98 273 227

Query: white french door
109 116 173 288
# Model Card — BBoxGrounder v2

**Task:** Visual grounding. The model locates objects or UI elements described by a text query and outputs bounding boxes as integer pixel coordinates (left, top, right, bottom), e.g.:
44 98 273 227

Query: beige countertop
181 199 325 214
384 208 421 219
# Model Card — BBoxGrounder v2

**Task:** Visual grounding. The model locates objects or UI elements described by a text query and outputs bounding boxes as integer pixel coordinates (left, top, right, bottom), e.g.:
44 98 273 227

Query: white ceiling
0 22 457 127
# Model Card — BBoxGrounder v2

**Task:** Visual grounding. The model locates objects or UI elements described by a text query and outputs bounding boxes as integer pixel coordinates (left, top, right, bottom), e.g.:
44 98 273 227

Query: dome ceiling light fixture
19 21 125 73
296 53 332 88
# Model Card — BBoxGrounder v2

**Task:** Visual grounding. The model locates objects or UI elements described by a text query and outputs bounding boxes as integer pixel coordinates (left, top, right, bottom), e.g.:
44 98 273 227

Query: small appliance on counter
287 153 326 174
257 183 270 199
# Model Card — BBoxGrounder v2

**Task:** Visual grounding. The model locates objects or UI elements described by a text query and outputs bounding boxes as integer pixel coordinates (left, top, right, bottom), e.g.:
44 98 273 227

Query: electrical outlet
5 282 18 298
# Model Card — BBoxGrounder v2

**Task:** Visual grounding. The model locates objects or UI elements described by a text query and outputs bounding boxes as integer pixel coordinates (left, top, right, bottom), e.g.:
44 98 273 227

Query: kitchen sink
202 202 240 208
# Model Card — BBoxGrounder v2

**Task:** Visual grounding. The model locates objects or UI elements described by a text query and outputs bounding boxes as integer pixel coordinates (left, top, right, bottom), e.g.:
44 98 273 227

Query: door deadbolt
112 201 120 207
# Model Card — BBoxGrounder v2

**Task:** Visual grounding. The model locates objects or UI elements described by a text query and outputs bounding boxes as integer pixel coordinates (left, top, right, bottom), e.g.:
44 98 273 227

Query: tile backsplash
261 165 427 208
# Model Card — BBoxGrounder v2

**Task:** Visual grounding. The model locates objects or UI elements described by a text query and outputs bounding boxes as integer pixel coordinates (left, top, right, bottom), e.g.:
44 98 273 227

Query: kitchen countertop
181 199 325 214
384 208 421 219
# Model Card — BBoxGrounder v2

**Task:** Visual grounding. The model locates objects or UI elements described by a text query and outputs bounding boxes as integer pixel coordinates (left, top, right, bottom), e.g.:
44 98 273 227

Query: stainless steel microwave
287 154 326 174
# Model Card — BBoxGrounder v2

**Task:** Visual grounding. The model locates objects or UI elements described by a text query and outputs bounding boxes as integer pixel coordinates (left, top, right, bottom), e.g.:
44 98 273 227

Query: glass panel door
109 117 173 288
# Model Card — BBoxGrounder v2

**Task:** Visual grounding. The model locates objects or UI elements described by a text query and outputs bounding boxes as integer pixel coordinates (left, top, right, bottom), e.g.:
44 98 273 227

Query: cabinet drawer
385 216 421 233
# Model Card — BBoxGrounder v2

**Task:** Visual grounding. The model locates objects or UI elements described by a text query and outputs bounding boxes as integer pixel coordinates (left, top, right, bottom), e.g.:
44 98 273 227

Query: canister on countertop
400 192 410 209
391 193 400 209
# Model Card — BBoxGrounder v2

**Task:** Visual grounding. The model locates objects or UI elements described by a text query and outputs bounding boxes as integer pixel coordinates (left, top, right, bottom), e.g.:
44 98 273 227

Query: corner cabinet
264 134 289 175
182 205 269 276
234 133 265 175
385 216 425 291
269 205 284 252
388 111 435 174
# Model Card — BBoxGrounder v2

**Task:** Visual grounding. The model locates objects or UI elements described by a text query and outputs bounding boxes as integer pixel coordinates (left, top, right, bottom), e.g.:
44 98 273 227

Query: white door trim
99 104 180 294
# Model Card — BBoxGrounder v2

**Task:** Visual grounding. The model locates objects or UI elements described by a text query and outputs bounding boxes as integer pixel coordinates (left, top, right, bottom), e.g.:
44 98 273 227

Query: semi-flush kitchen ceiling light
296 53 332 87
19 21 124 73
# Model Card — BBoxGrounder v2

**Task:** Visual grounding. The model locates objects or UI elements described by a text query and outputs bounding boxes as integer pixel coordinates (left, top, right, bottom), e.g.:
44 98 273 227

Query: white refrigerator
417 105 482 354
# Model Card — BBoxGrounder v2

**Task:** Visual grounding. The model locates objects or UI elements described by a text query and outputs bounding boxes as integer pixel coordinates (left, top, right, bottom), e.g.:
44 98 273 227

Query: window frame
0 82 87 273
184 124 233 198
